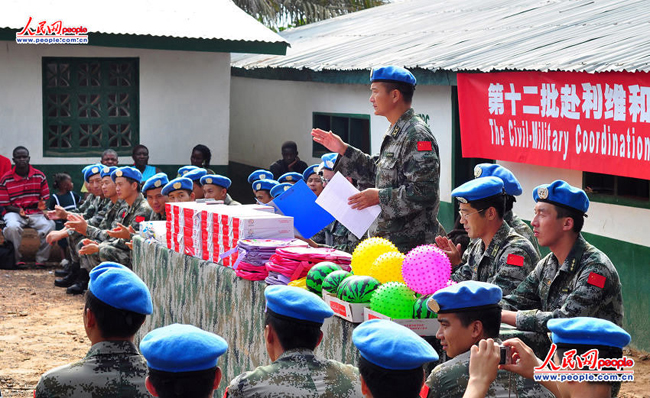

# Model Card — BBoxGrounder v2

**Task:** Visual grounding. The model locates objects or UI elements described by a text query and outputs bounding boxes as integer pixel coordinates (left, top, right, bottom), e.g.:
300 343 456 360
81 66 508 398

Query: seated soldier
501 180 623 332
34 262 153 398
200 175 240 205
424 281 552 398
225 285 363 397
270 182 292 200
143 173 169 220
247 170 274 192
140 324 228 398
162 177 195 203
353 319 438 398
251 179 278 205
436 177 539 295
303 164 324 197
178 165 198 177
184 167 207 200
278 172 303 185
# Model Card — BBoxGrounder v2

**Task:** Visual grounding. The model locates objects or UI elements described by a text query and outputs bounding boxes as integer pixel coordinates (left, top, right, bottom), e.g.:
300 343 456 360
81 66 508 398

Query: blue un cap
474 164 523 196
252 179 278 192
83 164 102 182
143 173 169 193
200 174 231 189
248 170 274 184
271 183 292 198
452 176 505 204
533 180 589 215
178 165 199 177
303 164 320 181
162 177 193 196
548 317 630 349
278 172 303 184
370 66 416 86
428 281 502 314
320 153 338 171
184 168 207 182
353 319 438 370
140 324 228 373
100 166 118 179
265 285 333 324
111 166 142 183
88 262 153 315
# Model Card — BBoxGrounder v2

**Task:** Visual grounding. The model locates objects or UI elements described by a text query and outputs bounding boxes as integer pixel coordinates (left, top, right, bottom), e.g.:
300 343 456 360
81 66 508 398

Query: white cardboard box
328 296 369 323
364 308 440 336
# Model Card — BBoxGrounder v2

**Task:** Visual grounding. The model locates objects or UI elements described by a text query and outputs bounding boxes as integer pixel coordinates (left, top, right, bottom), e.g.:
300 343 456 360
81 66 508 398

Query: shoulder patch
507 254 524 267
417 141 433 151
587 272 606 288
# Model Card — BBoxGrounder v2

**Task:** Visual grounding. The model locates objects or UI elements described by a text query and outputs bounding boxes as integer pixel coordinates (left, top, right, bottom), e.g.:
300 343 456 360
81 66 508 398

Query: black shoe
54 262 80 287
66 282 87 295
54 269 69 277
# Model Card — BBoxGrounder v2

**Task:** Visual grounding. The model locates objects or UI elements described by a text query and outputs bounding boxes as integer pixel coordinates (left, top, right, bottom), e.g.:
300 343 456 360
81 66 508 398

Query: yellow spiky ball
369 251 406 283
351 237 399 276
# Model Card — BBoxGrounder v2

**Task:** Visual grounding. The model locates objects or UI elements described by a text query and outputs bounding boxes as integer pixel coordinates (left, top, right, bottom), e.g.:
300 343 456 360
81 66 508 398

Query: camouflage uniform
150 210 166 221
67 196 109 264
316 220 360 254
98 194 152 268
225 193 242 206
79 199 127 272
226 348 363 398
501 235 624 332
451 221 539 296
34 340 149 398
504 210 541 257
335 108 440 253
424 347 553 398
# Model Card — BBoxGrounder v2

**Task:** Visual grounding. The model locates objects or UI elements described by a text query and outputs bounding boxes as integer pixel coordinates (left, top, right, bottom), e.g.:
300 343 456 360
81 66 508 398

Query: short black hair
455 306 502 339
380 81 415 104
358 356 425 398
13 146 29 157
147 367 217 398
264 311 321 351
192 144 212 168
53 172 71 190
504 195 516 213
469 194 506 219
554 205 585 233
132 144 148 156
84 290 146 338
281 141 298 152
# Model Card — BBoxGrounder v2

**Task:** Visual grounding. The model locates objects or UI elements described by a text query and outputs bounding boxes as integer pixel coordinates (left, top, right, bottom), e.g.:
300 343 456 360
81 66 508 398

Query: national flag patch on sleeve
507 254 524 267
417 141 433 151
587 272 606 288
419 385 430 398
135 215 145 223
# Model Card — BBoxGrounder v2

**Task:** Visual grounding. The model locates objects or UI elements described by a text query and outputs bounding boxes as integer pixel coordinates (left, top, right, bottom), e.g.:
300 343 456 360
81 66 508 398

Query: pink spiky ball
401 245 451 295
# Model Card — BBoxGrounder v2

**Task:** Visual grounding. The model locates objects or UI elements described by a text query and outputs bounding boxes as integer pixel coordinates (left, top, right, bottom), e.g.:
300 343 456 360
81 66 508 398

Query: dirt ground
0 233 648 397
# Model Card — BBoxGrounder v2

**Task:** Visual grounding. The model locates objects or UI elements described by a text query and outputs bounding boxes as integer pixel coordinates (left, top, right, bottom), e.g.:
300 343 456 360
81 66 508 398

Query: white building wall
502 161 650 248
229 77 454 202
0 42 231 166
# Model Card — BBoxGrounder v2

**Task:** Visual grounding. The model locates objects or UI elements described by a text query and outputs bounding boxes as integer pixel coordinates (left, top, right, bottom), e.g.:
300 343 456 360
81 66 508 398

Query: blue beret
178 165 199 176
452 176 505 204
278 172 303 184
370 66 416 86
88 262 152 315
143 173 169 193
200 174 231 189
474 164 522 196
353 319 438 370
184 168 207 182
111 166 142 183
271 182 292 198
548 317 630 349
265 285 333 324
428 281 502 314
533 180 589 214
162 177 193 196
84 164 102 182
100 166 118 179
81 164 93 175
140 324 228 373
303 164 320 181
248 169 274 184
320 153 338 171
252 179 278 192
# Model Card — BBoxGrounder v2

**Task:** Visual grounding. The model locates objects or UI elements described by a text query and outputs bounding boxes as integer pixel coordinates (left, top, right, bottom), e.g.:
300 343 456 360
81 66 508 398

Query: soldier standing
34 262 153 398
312 66 440 253
501 180 624 332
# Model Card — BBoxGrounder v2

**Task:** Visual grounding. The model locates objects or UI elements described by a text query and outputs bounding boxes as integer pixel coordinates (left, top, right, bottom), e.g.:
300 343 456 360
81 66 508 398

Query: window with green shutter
42 57 139 157
312 112 371 157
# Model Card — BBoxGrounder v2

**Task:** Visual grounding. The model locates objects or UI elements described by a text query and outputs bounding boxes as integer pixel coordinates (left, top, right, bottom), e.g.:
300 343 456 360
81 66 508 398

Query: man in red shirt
0 146 55 265
0 154 10 178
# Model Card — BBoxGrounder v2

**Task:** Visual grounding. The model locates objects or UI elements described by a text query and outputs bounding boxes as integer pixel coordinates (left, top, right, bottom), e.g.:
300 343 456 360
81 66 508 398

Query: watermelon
370 282 416 319
337 275 381 303
322 270 352 294
306 262 342 294
413 295 437 319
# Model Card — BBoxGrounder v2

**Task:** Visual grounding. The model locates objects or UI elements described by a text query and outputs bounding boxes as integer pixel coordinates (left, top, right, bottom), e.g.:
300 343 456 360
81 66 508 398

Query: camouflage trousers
99 241 132 268
67 234 84 264
78 239 101 272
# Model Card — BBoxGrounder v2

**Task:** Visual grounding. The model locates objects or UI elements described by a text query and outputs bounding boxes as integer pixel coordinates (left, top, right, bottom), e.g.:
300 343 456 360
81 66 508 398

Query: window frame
583 171 650 209
312 112 371 157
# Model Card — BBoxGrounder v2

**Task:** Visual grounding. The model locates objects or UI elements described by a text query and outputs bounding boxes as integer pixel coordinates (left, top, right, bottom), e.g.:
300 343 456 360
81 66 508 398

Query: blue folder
271 180 334 239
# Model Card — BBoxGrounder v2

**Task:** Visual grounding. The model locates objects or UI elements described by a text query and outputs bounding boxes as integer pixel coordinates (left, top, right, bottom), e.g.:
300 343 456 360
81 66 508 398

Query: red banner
457 71 650 180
